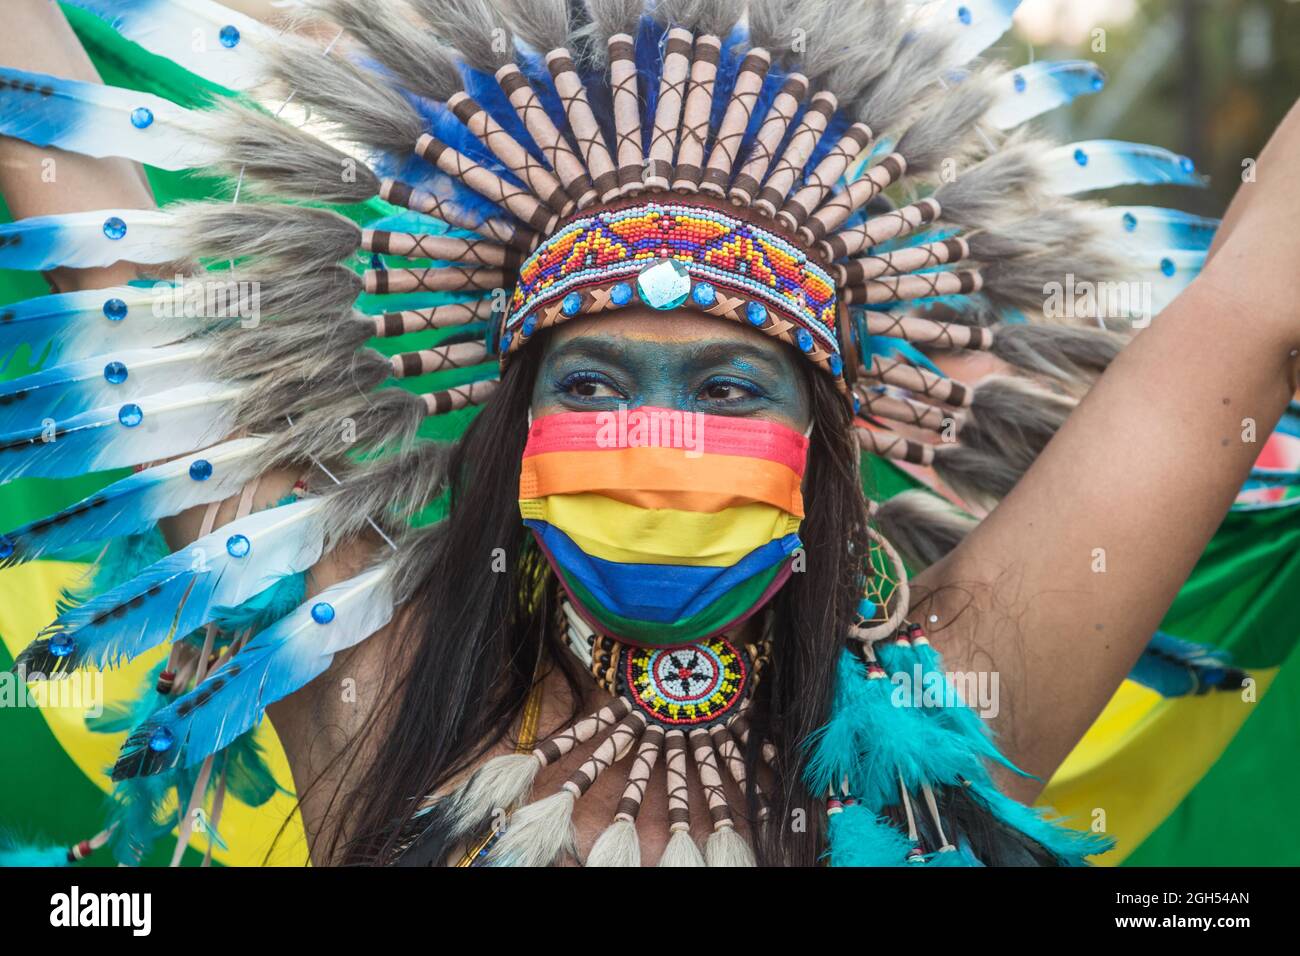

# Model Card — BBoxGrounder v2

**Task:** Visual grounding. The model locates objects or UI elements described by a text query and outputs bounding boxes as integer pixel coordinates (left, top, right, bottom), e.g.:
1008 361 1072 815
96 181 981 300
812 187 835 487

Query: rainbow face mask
519 407 808 648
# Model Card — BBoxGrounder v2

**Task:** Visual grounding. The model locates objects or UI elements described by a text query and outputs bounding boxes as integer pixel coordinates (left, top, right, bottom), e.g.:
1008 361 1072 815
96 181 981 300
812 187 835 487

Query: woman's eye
560 373 623 399
698 377 761 402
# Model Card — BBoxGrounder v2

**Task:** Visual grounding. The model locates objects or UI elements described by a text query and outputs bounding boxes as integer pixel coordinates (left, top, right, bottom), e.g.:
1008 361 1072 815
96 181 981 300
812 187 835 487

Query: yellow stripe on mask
520 493 801 566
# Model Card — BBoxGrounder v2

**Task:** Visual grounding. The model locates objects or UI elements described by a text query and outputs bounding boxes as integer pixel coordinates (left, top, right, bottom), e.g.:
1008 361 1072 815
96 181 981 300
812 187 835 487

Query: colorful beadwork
620 636 749 727
503 202 840 369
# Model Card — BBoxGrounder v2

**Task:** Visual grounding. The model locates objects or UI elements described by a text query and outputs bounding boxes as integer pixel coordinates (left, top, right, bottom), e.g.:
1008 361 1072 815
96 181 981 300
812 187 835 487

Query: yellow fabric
1038 670 1273 865
519 492 802 566
0 560 308 866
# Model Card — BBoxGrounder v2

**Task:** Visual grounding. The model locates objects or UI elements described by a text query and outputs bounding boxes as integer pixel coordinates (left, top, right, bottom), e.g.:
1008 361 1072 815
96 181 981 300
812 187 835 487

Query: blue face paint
532 318 813 429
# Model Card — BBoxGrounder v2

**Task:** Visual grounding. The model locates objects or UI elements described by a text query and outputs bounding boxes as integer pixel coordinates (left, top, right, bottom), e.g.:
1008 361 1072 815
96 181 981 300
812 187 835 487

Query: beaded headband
500 199 846 388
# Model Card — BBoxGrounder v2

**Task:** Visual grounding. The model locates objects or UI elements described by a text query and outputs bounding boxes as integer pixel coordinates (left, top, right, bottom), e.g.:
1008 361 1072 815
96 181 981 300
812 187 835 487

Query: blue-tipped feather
986 60 1105 130
963 778 1114 864
1129 631 1246 697
1082 205 1219 251
61 0 271 92
0 438 267 567
0 381 238 483
1044 140 1207 194
0 286 209 372
0 344 210 434
114 562 396 777
0 209 181 271
932 0 1022 67
0 67 221 170
16 497 328 676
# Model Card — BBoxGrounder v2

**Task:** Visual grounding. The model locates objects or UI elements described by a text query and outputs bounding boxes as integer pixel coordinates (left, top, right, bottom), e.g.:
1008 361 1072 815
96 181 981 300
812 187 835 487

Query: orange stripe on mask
519 447 805 518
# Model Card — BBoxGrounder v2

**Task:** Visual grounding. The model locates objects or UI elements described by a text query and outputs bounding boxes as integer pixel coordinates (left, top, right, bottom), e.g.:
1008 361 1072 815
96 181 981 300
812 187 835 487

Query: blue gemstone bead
521 314 537 336
226 533 251 558
117 403 143 427
852 395 861 414
1012 72 1026 94
795 328 814 352
1073 148 1089 167
103 361 128 384
1160 257 1176 277
130 107 154 129
1090 71 1105 92
103 216 128 240
0 535 13 560
311 602 336 624
957 5 972 25
500 330 514 353
1179 155 1195 175
148 727 175 753
744 301 767 327
691 282 717 308
189 459 213 481
219 24 241 48
609 282 633 306
828 355 843 375
1122 212 1138 232
561 291 583 316
49 634 76 658
103 297 128 321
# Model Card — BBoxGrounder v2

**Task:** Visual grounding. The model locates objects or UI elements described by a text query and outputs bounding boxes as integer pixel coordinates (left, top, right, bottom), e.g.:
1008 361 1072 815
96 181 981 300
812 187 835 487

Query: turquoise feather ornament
0 67 222 170
1081 206 1219 252
0 836 71 867
827 802 914 867
933 0 1023 69
0 438 269 567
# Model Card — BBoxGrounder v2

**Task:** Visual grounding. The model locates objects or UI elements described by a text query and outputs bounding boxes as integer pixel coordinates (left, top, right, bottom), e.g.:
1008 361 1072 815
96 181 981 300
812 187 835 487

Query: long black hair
323 335 870 866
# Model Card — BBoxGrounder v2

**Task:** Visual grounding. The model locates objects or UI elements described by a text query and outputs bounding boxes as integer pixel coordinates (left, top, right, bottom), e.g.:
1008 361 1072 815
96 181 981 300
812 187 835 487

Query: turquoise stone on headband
610 282 633 306
636 259 691 310
561 291 583 316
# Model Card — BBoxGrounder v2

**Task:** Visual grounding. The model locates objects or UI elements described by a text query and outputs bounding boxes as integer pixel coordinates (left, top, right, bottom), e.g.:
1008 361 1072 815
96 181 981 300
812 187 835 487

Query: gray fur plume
212 103 380 204
238 263 362 325
936 376 1074 505
583 0 644 44
233 346 393 433
818 0 908 104
854 23 957 135
408 0 515 72
266 36 425 158
746 0 790 56
389 520 449 606
304 0 463 101
177 202 361 269
991 323 1126 388
895 69 998 176
262 385 429 471
213 311 376 385
498 0 572 54
321 440 456 545
932 137 1049 227
980 245 1129 317
874 490 976 570
651 0 742 36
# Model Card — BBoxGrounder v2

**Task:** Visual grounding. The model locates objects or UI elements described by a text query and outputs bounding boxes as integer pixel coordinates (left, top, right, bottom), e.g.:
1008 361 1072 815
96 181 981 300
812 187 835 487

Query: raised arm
921 100 1300 800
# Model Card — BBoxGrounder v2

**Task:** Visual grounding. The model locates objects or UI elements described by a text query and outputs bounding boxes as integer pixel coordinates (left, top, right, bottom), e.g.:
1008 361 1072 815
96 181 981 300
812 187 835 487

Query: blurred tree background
1009 0 1299 215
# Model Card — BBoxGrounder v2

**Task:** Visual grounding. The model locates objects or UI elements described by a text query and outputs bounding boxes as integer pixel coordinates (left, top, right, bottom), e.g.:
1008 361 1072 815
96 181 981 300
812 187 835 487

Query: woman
0 0 1295 867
